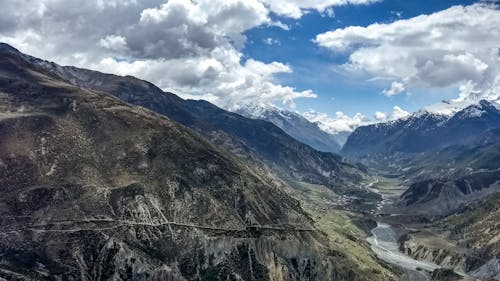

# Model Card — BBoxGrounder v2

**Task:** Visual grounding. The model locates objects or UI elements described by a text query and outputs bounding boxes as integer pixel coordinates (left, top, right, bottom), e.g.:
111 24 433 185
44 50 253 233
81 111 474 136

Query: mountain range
343 100 500 215
343 100 500 157
339 98 500 279
2 41 500 280
0 43 398 280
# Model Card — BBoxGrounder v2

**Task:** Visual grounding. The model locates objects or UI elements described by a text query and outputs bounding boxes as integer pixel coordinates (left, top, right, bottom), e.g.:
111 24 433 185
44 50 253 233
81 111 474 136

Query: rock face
397 192 500 281
399 170 500 215
0 44 396 280
399 234 467 273
437 193 500 280
234 104 342 153
430 268 463 281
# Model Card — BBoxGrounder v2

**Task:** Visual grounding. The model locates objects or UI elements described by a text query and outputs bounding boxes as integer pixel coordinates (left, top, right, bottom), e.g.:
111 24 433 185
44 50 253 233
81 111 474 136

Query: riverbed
365 178 440 281
367 222 439 281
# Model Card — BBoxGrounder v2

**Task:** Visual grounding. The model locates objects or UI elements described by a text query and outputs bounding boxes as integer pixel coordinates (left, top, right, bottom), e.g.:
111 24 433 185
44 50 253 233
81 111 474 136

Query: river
367 222 439 281
365 178 440 281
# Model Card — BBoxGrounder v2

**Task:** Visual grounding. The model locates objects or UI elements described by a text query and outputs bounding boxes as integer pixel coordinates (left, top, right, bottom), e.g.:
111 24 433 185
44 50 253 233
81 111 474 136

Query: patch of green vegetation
371 176 401 188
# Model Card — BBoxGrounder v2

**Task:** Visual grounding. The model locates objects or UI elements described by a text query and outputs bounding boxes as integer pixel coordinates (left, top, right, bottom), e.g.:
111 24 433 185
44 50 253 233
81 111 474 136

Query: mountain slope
182 100 363 190
235 104 342 153
0 43 397 280
342 112 448 157
5 43 366 193
437 192 500 280
399 170 500 215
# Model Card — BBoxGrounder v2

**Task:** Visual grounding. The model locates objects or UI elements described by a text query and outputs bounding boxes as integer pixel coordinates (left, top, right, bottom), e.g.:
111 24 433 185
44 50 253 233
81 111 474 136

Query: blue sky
244 0 479 116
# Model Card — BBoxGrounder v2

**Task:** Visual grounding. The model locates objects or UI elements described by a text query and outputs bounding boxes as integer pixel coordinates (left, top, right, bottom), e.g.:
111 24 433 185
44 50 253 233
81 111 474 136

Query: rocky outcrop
469 259 500 280
430 268 463 281
399 171 500 216
400 234 467 273
430 193 500 280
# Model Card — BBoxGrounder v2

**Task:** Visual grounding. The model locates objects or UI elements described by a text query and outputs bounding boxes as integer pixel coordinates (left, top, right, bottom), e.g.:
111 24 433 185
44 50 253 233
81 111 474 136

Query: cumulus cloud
99 35 128 51
390 105 410 119
3 0 368 108
374 111 387 121
383 81 405 96
372 106 410 122
303 110 371 134
315 3 500 102
0 0 384 107
304 105 409 134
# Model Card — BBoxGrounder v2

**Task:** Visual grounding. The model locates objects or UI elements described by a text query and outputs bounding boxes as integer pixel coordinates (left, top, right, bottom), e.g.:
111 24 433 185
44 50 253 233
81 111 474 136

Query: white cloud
383 81 405 96
263 37 280 45
315 3 500 102
304 105 409 134
261 0 380 19
390 10 402 18
303 110 371 134
99 35 128 51
371 106 410 122
374 111 387 121
323 7 335 18
391 105 410 119
0 0 324 107
0 0 382 108
268 20 290 30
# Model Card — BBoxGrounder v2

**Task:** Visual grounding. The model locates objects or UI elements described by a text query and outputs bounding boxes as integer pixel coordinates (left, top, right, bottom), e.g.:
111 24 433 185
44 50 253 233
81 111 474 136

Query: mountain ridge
5 43 367 194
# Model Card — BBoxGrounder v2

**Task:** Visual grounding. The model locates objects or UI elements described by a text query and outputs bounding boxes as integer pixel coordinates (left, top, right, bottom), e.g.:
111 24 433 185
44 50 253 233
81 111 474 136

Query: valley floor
365 177 481 281
285 176 485 281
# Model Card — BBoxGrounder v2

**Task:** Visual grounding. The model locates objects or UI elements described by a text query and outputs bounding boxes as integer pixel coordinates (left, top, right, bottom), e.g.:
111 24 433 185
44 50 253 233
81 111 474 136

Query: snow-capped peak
421 100 474 116
231 102 299 121
454 99 499 119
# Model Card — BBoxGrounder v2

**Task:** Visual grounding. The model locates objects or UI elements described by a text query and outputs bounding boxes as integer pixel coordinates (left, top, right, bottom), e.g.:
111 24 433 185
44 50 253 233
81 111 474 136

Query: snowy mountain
234 103 343 153
343 100 500 156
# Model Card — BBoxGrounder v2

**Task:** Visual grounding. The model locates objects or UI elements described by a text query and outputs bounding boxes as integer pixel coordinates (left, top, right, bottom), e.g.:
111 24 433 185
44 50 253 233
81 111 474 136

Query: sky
1 0 499 133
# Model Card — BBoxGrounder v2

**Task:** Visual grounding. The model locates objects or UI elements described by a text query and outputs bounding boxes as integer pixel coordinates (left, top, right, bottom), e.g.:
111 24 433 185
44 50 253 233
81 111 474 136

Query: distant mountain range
234 103 343 153
343 100 500 157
